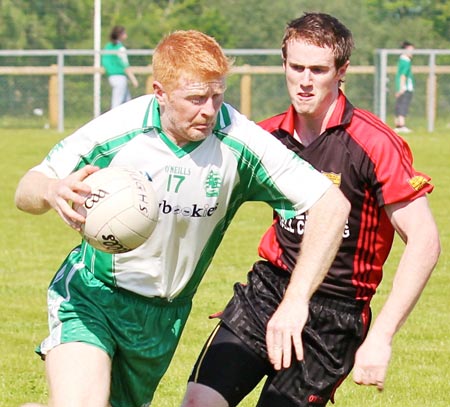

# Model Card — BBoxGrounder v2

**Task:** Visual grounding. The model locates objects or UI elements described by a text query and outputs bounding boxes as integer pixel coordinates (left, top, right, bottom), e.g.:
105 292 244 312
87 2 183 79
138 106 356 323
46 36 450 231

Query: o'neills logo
322 171 341 187
408 175 429 191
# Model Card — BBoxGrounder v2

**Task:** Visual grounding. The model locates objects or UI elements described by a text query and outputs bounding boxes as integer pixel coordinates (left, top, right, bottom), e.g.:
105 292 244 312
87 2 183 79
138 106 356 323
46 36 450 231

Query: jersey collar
326 90 353 129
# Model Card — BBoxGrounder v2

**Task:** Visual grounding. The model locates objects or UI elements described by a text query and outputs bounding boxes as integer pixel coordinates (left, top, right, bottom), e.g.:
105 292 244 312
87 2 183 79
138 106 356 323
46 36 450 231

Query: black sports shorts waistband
310 291 367 313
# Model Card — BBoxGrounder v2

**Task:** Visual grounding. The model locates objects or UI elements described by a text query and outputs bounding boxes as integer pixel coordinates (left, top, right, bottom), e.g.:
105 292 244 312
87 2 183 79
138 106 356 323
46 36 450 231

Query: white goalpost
93 0 102 118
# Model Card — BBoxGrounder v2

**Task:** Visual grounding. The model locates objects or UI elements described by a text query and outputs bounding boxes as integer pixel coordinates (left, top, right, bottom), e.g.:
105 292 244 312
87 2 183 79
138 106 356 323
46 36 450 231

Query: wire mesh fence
1 49 450 132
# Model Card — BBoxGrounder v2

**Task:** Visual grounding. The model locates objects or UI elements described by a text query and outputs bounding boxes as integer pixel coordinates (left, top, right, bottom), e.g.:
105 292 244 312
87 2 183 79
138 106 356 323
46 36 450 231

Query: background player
182 13 440 407
102 25 139 109
394 40 415 133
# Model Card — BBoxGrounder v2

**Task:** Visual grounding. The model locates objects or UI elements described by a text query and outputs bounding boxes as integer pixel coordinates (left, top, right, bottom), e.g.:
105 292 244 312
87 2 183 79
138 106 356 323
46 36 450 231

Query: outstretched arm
266 184 350 370
15 165 99 231
125 67 139 88
353 196 440 390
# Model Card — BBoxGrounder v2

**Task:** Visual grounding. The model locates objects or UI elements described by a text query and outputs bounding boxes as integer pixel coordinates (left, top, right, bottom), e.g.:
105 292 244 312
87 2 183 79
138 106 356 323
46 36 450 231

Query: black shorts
188 261 371 407
395 90 413 116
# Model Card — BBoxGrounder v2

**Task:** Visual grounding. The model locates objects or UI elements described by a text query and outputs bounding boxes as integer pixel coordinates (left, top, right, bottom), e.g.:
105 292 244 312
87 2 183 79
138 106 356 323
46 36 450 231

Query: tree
0 0 91 49
366 0 450 46
2 0 450 52
99 0 236 49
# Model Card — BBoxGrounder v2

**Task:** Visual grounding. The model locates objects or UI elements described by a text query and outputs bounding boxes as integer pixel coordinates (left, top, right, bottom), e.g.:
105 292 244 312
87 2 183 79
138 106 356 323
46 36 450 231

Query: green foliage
427 1 450 39
1 0 29 48
2 0 450 54
366 0 450 46
99 0 236 49
0 0 91 49
162 0 236 46
366 0 432 18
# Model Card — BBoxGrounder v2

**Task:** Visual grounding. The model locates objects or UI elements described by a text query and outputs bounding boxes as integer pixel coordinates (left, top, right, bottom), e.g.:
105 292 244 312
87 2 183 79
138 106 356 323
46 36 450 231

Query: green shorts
38 248 192 407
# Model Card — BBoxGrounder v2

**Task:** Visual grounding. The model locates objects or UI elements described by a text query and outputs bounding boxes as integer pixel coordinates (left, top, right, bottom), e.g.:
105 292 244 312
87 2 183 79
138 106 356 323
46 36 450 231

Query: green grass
1 126 449 406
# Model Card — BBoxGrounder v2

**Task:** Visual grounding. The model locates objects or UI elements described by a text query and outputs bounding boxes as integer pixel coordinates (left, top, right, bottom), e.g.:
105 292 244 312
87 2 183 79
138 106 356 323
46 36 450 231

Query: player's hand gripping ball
74 167 159 253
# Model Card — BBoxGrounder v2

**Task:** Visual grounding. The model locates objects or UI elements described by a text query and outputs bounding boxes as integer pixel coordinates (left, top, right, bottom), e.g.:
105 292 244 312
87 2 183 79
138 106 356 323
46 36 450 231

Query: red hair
152 30 232 91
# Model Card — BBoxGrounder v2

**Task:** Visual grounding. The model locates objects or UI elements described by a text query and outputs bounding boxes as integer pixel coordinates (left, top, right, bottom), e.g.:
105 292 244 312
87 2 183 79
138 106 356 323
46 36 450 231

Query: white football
74 167 159 254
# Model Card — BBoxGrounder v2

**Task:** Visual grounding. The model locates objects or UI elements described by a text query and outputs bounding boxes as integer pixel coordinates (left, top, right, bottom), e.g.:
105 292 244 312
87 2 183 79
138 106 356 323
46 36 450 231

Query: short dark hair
110 26 126 42
281 12 354 69
401 41 414 49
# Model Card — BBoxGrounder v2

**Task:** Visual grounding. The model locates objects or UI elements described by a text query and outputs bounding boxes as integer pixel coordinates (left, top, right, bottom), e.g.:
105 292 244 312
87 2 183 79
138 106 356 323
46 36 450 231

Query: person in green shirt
102 25 139 109
394 41 415 133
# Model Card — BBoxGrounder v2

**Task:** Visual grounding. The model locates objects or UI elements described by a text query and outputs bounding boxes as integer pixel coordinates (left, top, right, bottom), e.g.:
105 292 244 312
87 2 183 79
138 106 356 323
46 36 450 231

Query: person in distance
102 25 139 109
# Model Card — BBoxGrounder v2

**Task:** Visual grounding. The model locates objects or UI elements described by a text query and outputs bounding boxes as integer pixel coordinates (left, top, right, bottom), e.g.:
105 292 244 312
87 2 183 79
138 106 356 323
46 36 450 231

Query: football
74 167 159 254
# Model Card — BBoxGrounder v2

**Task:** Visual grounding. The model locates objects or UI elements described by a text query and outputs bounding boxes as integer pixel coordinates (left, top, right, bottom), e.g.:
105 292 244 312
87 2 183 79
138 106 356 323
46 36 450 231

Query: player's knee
181 382 229 407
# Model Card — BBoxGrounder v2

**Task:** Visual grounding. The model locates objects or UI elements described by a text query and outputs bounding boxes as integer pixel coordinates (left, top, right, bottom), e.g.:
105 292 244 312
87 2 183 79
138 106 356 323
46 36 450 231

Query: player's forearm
367 230 440 342
125 68 138 87
15 170 54 214
399 75 407 91
285 185 350 302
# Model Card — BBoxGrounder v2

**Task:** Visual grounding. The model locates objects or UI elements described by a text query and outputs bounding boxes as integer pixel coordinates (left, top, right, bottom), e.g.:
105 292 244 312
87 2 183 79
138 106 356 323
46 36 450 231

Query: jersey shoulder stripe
74 129 145 171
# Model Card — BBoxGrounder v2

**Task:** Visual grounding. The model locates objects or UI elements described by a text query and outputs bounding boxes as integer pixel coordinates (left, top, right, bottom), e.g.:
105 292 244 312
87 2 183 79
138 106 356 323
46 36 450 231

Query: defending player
15 30 349 407
182 13 440 407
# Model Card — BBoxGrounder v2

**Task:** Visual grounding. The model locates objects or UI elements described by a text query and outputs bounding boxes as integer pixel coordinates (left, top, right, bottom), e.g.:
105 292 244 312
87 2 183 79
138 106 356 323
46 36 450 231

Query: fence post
240 65 252 118
48 64 58 129
427 53 436 133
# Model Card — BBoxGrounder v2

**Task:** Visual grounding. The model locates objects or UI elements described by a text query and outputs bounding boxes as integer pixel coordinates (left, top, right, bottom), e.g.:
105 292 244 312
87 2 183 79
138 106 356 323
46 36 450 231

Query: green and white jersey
33 95 331 300
101 41 129 76
395 54 414 92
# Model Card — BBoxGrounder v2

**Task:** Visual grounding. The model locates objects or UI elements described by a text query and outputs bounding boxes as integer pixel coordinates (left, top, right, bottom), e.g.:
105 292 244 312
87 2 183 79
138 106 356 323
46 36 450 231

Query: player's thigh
46 342 111 407
188 322 270 407
396 92 412 116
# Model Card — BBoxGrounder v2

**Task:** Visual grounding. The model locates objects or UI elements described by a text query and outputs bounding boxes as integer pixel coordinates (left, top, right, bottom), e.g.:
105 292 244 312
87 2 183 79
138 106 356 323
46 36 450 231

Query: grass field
0 124 449 406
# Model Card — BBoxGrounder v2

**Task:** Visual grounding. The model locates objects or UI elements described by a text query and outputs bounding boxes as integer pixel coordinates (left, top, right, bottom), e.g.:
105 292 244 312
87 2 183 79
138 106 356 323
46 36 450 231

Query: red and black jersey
258 91 433 301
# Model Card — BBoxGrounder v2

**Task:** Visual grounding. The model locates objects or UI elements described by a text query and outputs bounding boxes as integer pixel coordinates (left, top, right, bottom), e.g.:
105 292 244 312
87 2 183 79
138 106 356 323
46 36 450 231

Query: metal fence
1 49 450 132
375 48 450 132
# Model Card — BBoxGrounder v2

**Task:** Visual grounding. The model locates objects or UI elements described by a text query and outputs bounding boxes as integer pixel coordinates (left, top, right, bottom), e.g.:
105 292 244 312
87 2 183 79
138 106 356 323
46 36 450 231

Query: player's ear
153 81 165 102
337 60 350 81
